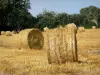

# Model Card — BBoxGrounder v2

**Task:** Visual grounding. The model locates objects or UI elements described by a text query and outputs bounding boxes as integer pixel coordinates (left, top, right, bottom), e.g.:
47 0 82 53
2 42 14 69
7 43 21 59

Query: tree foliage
80 6 100 28
36 10 57 30
0 3 100 31
36 6 100 30
0 0 36 31
55 13 68 26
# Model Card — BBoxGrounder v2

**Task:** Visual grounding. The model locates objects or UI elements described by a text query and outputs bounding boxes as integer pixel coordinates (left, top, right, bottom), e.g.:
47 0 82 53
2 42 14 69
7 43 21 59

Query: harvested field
0 28 100 75
77 29 100 50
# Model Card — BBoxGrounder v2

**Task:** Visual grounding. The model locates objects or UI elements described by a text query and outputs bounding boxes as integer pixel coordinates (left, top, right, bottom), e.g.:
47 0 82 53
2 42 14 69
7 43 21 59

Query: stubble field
0 29 100 75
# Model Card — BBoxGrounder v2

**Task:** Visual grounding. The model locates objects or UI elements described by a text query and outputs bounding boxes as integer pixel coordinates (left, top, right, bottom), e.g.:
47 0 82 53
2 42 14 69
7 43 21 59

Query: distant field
0 29 100 75
77 29 100 50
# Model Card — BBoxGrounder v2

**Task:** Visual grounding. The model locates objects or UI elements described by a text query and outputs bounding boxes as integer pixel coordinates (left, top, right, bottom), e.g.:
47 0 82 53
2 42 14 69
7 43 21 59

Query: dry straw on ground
92 26 96 29
78 27 85 32
77 29 100 50
0 29 44 49
0 28 100 75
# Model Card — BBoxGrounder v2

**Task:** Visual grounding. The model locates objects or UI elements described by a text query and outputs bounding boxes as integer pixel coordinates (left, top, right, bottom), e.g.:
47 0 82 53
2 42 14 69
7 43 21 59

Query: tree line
0 0 100 31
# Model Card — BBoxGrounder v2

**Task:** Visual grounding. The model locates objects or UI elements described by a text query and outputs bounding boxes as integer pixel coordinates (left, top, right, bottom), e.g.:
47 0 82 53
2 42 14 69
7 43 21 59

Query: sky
29 0 100 16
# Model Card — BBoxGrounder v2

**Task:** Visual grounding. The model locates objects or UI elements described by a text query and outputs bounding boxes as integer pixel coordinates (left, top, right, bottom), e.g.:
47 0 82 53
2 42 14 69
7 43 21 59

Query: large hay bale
47 23 78 64
17 29 44 49
92 26 96 29
5 31 12 36
47 28 67 64
0 29 44 49
1 31 5 35
78 27 85 32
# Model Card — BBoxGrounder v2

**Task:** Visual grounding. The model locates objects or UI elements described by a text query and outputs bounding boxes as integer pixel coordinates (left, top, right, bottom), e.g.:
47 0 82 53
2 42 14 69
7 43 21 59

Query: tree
0 0 35 31
7 7 36 30
55 13 68 26
36 10 57 30
67 14 85 27
80 6 100 28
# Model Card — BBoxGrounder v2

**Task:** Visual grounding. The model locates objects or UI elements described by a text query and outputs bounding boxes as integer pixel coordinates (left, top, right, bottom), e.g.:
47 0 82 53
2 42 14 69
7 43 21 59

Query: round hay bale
66 23 77 30
78 27 85 32
47 28 67 64
1 31 5 35
92 26 96 29
5 31 12 36
17 28 44 49
12 30 17 34
47 23 78 64
44 27 49 31
59 25 63 29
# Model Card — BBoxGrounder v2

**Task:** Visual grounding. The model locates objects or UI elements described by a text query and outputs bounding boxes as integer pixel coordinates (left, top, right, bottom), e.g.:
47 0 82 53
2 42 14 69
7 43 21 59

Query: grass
0 29 100 75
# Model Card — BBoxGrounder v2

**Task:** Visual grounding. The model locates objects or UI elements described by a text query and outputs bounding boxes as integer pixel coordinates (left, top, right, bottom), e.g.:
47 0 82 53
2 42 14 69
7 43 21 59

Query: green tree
0 0 35 31
67 14 85 27
36 10 57 30
55 13 68 26
80 6 100 28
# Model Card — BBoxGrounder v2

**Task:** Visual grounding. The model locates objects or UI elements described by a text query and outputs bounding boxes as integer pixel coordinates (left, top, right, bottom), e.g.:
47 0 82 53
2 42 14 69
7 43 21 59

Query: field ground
0 29 100 75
